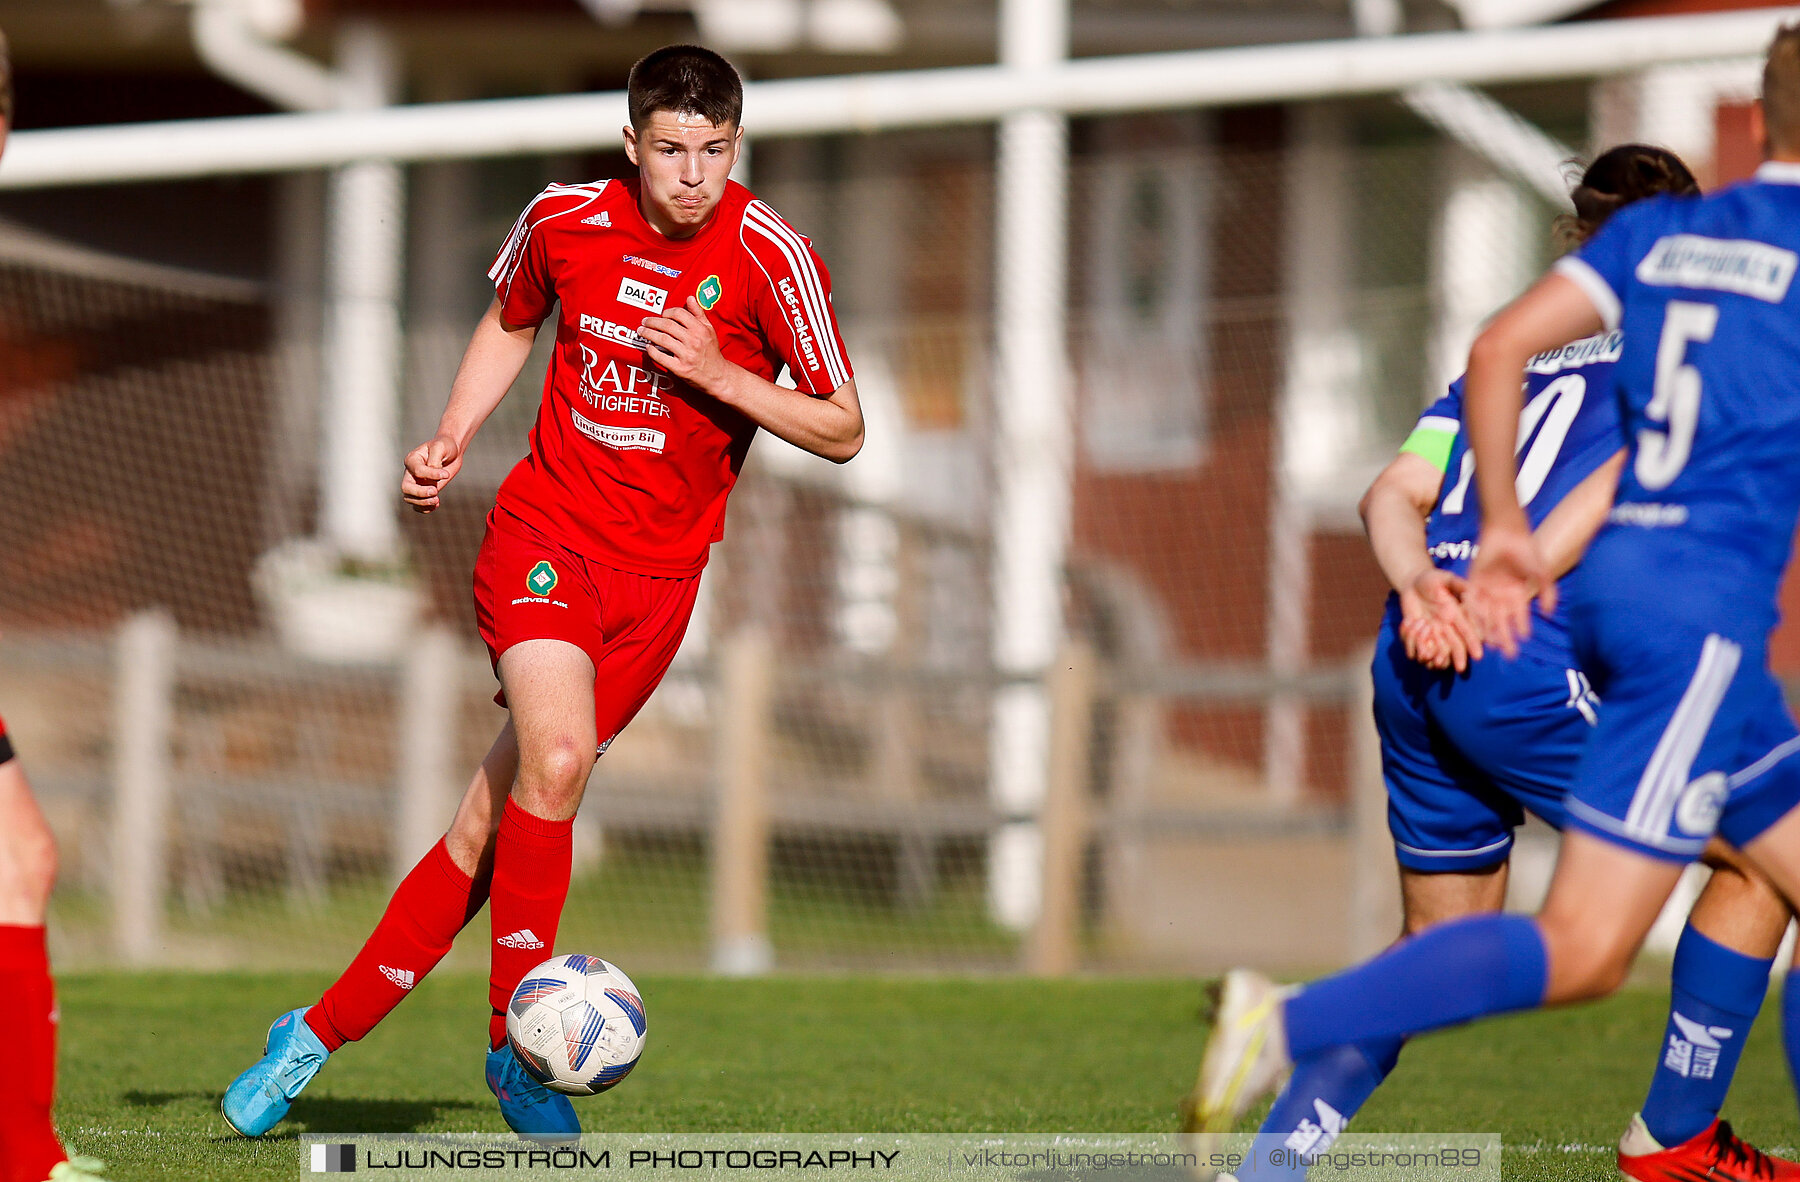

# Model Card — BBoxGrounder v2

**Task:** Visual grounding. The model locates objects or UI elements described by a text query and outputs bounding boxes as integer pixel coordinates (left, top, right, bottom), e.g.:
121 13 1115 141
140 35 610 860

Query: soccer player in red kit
224 45 863 1138
0 724 94 1182
0 31 111 1182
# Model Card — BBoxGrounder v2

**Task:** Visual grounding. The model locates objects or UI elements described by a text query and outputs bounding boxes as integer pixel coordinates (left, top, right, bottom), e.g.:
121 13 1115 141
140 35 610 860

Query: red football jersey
486 178 852 577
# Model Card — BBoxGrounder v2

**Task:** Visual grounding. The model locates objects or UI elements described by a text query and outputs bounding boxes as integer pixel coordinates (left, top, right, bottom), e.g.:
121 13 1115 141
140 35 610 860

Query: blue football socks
1236 1038 1404 1180
1785 970 1800 1105
1640 925 1772 1148
1284 914 1548 1060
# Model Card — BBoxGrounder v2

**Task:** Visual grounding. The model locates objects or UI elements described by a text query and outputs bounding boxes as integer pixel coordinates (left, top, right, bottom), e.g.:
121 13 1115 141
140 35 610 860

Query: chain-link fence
0 67 1749 974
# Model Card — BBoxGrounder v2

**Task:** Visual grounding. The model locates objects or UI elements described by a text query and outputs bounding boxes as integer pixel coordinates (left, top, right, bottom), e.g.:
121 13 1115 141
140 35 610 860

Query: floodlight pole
987 0 1073 931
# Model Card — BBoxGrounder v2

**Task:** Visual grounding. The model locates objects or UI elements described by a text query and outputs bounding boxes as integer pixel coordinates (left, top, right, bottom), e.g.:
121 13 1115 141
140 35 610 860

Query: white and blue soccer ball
505 954 647 1096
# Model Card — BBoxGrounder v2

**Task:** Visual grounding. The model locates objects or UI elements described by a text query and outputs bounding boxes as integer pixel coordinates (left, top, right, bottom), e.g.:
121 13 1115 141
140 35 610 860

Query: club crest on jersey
527 561 559 596
618 277 668 314
696 275 723 310
582 211 612 228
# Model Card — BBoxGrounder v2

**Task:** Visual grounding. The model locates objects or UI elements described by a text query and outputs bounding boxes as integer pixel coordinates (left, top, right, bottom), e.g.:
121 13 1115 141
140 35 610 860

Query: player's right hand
401 435 462 513
1399 569 1482 673
1402 618 1457 671
1467 521 1553 659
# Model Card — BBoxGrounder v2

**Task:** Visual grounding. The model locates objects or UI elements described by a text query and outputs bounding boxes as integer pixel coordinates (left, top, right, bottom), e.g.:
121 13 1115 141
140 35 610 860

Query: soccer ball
505 954 647 1096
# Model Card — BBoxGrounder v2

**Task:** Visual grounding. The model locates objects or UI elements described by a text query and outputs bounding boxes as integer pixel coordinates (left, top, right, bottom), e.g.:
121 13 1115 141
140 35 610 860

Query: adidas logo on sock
498 929 545 950
582 212 612 227
379 965 416 990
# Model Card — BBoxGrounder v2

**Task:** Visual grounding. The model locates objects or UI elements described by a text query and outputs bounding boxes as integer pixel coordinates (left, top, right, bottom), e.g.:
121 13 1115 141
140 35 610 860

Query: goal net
0 42 1766 975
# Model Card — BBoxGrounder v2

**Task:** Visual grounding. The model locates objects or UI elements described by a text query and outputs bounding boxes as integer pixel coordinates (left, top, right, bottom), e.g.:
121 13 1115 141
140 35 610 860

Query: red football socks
0 924 65 1182
306 838 489 1051
487 799 574 1050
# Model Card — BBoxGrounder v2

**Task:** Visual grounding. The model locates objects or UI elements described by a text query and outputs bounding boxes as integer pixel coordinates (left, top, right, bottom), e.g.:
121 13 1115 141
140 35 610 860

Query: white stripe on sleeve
742 202 850 389
1554 255 1623 333
488 182 611 293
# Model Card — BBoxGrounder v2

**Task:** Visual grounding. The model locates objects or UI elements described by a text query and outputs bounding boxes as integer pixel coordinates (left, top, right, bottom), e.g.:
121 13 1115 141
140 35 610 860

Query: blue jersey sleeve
1398 380 1464 474
1554 198 1667 333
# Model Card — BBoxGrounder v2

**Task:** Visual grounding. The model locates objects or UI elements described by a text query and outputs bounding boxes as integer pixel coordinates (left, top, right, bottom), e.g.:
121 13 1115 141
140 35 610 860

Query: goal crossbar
0 6 1794 190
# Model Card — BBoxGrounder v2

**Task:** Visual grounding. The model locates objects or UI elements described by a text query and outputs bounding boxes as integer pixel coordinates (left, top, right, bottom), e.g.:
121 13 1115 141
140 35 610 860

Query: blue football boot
222 1007 329 1136
485 1043 581 1141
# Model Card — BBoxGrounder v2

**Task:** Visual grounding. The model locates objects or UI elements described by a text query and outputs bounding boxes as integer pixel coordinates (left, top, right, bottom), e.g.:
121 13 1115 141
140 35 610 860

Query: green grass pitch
51 971 1800 1180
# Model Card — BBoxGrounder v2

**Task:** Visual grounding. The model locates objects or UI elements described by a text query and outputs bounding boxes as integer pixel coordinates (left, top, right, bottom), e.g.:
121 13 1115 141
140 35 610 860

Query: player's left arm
638 297 864 463
1464 272 1604 655
1358 453 1482 672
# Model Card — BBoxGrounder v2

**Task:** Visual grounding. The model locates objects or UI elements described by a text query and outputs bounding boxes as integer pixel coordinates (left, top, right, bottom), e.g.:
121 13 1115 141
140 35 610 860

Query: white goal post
0 8 1793 189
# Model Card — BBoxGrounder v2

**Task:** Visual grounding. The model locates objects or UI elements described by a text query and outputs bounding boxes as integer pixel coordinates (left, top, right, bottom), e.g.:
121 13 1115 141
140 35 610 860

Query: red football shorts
472 515 702 748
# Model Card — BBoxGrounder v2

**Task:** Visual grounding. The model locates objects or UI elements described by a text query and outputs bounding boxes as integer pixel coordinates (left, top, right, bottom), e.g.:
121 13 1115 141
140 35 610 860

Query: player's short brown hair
0 26 13 126
627 45 742 130
1764 23 1800 154
1555 144 1699 249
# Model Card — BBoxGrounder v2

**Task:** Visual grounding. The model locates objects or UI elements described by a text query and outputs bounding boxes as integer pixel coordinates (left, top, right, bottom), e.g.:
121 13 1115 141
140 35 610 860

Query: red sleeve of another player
740 202 854 397
487 196 557 328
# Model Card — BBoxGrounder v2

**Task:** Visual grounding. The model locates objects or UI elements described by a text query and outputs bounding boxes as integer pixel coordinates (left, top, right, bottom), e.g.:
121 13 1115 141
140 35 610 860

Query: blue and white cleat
222 1007 330 1137
486 1044 581 1142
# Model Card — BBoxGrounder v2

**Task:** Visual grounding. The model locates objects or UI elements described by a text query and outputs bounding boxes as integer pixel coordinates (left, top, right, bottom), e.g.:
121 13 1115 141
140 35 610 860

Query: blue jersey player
1199 145 1797 1182
1373 336 1623 862
1187 31 1800 1177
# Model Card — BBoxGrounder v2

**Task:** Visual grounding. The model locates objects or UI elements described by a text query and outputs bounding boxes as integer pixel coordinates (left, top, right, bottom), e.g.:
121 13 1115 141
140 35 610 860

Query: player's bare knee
533 739 592 788
1547 948 1627 1002
1701 842 1787 908
1572 954 1629 1000
1715 863 1786 914
30 828 57 894
17 818 56 892
1 825 57 910
1539 915 1630 1002
516 738 593 810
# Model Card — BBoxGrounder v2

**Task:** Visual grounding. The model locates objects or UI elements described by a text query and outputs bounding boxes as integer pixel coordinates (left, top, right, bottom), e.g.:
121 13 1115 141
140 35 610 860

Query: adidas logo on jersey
582 212 612 227
498 929 545 950
379 965 416 990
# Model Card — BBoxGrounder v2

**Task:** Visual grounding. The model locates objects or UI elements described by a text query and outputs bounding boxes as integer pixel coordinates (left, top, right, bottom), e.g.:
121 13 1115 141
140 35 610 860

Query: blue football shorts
1373 614 1583 872
1564 586 1800 862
